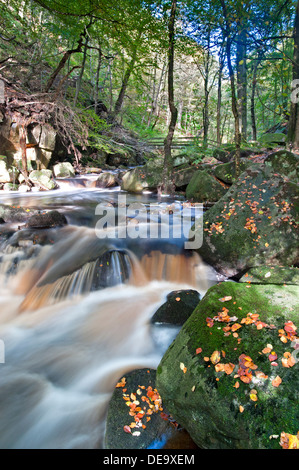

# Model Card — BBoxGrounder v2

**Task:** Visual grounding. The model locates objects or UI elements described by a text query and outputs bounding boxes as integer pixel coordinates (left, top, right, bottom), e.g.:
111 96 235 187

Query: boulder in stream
26 210 68 229
53 162 75 178
195 164 299 277
156 281 299 449
104 368 177 449
151 290 201 326
186 170 228 202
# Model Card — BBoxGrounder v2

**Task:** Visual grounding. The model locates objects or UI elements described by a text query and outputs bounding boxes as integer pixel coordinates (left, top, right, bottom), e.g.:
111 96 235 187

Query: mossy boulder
212 148 232 163
213 159 256 184
186 170 228 202
195 164 299 277
121 166 162 193
53 162 75 178
29 169 56 191
156 281 299 449
104 368 174 449
151 290 201 326
264 150 299 183
239 266 299 286
95 172 118 188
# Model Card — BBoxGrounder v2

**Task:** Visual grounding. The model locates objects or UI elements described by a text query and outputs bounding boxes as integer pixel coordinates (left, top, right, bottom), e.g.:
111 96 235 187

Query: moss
156 282 299 449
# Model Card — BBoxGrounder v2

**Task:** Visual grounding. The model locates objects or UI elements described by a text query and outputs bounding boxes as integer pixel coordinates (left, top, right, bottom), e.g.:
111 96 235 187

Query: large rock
156 281 299 449
95 172 118 188
53 162 75 178
214 159 255 184
29 123 57 169
195 165 299 277
186 170 228 202
29 169 56 191
151 290 201 326
121 166 162 193
264 150 299 182
239 266 299 286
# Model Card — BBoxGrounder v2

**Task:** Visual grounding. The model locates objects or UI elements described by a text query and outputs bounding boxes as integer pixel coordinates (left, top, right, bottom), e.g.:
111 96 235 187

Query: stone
29 169 56 191
95 172 118 188
151 290 201 326
186 170 228 202
3 183 18 192
239 266 299 286
213 159 256 184
0 156 11 183
264 150 299 183
195 164 299 277
156 281 299 449
121 166 162 193
53 162 75 178
26 210 68 229
18 184 31 193
104 368 174 449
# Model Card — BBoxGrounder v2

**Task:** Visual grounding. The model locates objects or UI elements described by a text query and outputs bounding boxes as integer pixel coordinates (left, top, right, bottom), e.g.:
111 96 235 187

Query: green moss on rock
156 282 299 449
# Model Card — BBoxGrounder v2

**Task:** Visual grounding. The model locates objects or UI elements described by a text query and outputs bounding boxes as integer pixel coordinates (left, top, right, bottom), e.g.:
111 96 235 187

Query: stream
0 175 221 449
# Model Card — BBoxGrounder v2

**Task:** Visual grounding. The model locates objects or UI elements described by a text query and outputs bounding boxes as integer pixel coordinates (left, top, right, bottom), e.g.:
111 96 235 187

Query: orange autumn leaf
239 405 244 413
224 363 235 375
233 381 240 388
219 296 232 302
272 376 282 387
231 323 242 332
123 425 131 434
255 370 268 380
268 352 278 362
211 350 221 365
280 432 299 449
196 347 202 354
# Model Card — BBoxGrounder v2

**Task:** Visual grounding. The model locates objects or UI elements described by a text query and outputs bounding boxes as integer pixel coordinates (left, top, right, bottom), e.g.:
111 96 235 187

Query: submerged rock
26 210 68 229
151 290 201 326
95 172 118 188
156 281 299 449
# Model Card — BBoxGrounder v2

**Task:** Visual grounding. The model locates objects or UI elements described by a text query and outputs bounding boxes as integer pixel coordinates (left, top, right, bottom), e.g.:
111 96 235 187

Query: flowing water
0 176 220 449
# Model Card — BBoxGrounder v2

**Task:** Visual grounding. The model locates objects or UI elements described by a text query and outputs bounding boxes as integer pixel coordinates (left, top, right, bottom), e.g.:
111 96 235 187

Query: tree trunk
250 57 260 141
287 0 299 148
19 125 28 177
94 43 102 113
236 28 247 141
73 34 89 106
217 49 224 146
162 0 178 195
220 0 241 177
44 20 93 93
112 29 142 120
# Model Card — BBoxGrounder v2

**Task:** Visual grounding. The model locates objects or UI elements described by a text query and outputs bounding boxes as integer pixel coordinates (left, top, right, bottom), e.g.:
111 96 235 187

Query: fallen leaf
272 376 282 387
211 350 221 365
219 296 232 302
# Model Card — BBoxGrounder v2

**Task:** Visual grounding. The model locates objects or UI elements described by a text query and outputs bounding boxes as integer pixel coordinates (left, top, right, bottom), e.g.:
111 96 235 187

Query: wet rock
104 368 174 449
151 290 201 326
29 169 56 191
53 162 75 178
156 281 299 449
213 159 256 184
95 172 118 188
26 210 68 229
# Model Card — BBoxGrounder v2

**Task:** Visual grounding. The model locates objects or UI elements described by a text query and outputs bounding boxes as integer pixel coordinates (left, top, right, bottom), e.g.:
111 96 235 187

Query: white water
0 185 219 449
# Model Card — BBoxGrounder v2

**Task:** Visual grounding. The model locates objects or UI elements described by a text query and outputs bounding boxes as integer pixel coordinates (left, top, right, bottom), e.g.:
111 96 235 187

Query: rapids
0 178 220 449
